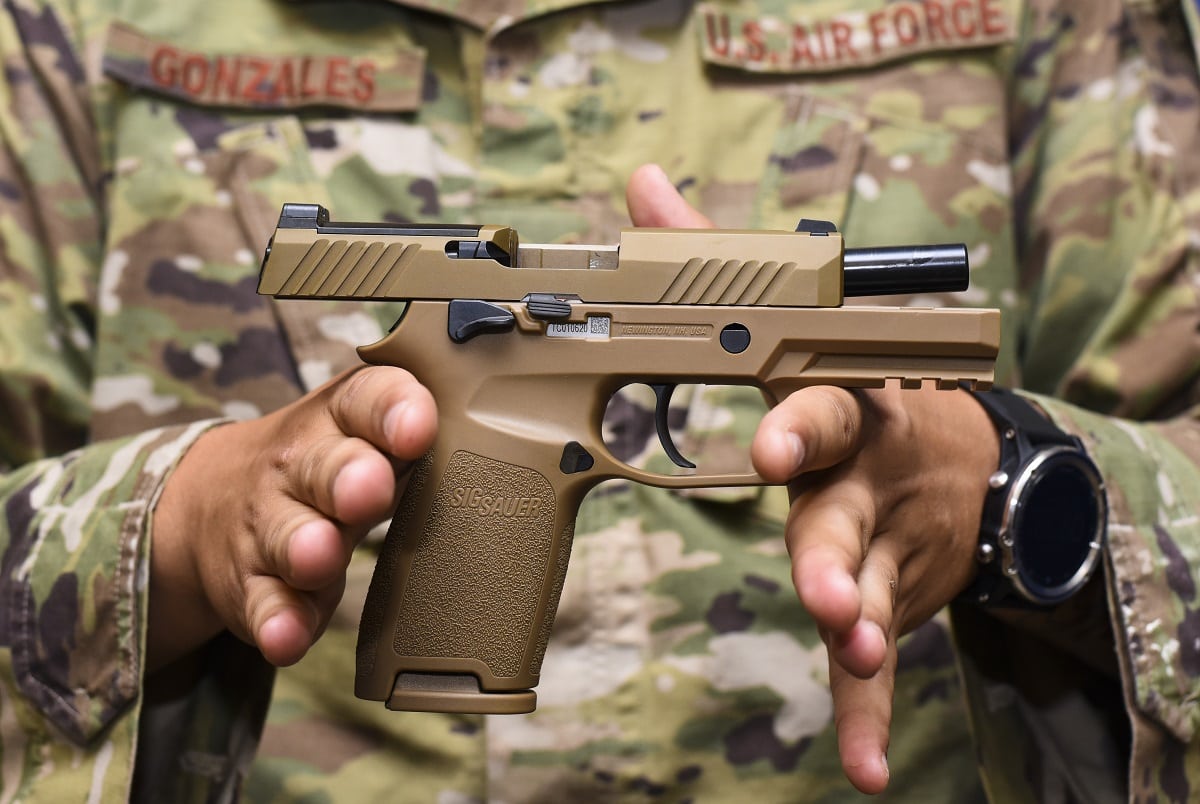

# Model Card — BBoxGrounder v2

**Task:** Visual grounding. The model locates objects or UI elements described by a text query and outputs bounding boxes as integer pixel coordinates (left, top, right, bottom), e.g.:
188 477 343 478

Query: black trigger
651 384 696 470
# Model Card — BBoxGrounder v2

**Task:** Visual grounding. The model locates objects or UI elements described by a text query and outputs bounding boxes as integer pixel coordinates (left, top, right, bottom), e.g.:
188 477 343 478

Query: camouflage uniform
0 0 1198 800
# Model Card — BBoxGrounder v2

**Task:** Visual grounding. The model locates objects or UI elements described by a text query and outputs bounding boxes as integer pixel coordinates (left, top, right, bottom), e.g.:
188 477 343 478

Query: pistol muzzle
843 244 969 297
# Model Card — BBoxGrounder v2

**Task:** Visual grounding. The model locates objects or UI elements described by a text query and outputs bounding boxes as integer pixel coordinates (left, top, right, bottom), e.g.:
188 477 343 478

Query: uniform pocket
693 0 1017 255
678 0 1020 481
91 22 414 439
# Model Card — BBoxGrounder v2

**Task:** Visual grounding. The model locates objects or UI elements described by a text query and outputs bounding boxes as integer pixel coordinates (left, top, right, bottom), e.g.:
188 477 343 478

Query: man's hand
627 163 999 794
149 366 437 671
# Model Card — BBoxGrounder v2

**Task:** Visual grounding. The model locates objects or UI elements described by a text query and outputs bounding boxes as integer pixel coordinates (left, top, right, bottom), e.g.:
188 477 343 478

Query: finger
328 366 438 462
332 444 402 524
286 428 396 525
831 648 896 795
250 490 354 591
625 164 715 228
243 573 321 666
786 481 875 633
829 544 898 679
752 386 865 483
280 516 354 591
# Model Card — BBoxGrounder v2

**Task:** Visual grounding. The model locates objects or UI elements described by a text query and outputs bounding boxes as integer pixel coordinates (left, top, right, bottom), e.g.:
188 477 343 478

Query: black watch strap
972 386 1078 450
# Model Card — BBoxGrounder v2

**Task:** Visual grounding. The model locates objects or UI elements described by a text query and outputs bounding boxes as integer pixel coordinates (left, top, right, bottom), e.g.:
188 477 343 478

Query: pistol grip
355 448 580 714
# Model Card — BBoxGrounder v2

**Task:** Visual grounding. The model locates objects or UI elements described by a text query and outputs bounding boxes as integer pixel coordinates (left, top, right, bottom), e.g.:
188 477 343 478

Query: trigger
651 384 696 470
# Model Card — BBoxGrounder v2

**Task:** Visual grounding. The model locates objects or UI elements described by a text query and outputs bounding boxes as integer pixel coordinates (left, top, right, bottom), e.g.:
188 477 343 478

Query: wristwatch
960 387 1107 607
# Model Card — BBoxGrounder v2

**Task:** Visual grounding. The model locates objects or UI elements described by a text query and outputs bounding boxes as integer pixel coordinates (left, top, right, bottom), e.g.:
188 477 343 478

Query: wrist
946 387 1005 598
894 385 1001 620
147 423 232 671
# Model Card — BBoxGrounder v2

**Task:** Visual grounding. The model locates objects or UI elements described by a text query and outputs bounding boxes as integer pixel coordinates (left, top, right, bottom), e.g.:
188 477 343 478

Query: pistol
258 203 1000 715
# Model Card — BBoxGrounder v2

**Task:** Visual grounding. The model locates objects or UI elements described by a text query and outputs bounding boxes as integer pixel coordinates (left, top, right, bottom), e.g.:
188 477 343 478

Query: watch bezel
998 444 1106 605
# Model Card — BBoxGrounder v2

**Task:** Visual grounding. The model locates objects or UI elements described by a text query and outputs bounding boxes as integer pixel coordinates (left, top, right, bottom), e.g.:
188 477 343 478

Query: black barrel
842 244 969 297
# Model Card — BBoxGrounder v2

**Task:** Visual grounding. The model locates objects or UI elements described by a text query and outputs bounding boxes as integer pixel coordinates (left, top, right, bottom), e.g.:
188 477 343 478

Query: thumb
625 164 715 228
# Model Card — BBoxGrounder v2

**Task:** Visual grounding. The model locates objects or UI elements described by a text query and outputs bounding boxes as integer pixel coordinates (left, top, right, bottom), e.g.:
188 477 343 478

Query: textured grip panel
531 521 575 676
394 451 556 678
356 452 434 684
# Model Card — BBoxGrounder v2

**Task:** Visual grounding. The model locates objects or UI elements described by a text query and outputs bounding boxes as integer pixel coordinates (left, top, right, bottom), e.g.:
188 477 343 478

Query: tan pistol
258 203 1000 715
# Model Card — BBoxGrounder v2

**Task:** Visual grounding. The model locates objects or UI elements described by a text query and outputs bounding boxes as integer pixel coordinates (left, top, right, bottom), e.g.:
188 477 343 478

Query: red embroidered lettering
212 56 241 101
705 12 733 57
242 58 272 103
831 21 858 61
893 7 921 45
867 11 889 55
923 0 950 42
298 58 321 98
980 0 1007 35
275 60 297 103
695 1 1010 73
952 0 978 37
742 20 767 62
353 62 376 103
180 55 208 95
325 56 350 98
806 21 827 64
792 24 818 66
149 46 179 87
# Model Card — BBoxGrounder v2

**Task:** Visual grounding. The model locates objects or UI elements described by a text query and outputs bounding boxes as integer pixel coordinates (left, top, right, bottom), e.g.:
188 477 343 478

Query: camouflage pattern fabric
0 0 1197 801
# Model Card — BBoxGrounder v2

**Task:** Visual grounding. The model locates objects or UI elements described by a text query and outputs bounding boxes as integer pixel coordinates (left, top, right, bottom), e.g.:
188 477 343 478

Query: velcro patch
696 0 1015 73
102 22 425 111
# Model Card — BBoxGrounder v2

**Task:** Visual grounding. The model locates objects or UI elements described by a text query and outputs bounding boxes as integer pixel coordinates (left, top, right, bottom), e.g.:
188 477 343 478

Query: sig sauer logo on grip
450 487 543 518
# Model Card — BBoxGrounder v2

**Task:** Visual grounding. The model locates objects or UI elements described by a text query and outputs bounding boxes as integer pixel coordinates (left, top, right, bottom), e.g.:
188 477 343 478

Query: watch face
1008 448 1105 603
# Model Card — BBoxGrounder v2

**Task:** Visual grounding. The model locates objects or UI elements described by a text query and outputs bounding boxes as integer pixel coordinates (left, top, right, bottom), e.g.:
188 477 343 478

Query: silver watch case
981 444 1106 605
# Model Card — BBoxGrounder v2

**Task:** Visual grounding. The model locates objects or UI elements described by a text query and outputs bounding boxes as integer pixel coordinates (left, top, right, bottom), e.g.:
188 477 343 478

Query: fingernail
881 752 890 781
645 162 669 183
261 612 286 641
785 430 805 469
383 401 409 446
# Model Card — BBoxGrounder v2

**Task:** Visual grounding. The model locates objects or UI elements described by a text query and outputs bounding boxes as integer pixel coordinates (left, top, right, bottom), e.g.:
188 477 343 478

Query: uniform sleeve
0 2 218 798
955 1 1200 800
